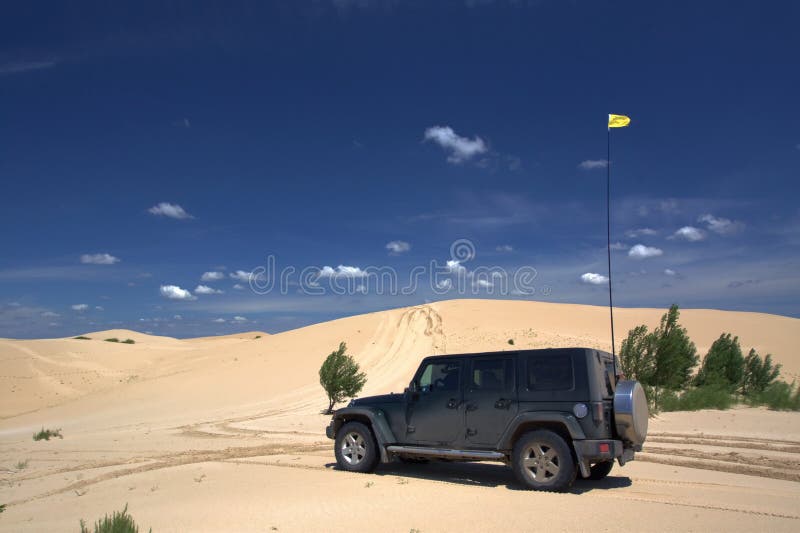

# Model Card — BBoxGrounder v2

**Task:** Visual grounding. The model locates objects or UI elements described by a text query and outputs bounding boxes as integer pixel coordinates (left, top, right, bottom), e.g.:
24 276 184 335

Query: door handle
446 398 461 409
494 398 512 409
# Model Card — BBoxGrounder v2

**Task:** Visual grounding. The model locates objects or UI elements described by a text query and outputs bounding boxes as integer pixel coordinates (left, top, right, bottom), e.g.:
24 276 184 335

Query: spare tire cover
614 380 649 446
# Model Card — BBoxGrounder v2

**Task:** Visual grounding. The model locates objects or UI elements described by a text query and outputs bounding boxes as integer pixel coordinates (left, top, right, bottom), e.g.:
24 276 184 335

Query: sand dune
0 299 798 531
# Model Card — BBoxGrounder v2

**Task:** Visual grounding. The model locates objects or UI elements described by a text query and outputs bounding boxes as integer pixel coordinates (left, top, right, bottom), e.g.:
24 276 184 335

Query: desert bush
620 305 697 410
694 333 744 391
507 338 514 345
319 342 366 414
741 349 782 396
73 336 91 340
105 338 120 343
16 459 29 470
619 324 654 382
748 381 800 411
660 385 733 412
121 339 135 344
79 504 150 533
33 428 62 441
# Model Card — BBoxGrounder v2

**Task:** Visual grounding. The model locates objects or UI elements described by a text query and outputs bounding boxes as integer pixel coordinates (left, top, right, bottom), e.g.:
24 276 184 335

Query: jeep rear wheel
584 460 614 480
334 421 379 473
512 430 576 492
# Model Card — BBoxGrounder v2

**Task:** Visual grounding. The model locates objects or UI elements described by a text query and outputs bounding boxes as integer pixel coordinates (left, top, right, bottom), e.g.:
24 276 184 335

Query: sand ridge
0 299 798 531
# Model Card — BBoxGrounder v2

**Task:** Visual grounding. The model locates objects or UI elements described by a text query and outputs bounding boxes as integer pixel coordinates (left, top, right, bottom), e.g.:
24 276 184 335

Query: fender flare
497 411 587 450
331 407 397 463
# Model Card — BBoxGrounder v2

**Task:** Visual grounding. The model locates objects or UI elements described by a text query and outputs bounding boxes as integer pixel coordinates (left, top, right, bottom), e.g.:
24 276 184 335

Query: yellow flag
608 114 631 128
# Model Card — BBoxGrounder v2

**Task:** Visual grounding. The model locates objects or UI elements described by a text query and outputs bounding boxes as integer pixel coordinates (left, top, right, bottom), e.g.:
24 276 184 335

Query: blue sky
1 1 799 338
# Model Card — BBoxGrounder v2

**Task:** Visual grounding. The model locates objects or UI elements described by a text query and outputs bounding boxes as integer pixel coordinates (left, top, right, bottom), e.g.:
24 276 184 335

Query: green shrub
73 336 91 340
507 339 514 345
660 385 733 412
742 349 781 396
749 381 800 411
319 342 366 414
254 335 262 339
105 338 120 343
33 428 62 441
694 333 744 391
80 504 150 533
0 503 5 513
121 339 135 344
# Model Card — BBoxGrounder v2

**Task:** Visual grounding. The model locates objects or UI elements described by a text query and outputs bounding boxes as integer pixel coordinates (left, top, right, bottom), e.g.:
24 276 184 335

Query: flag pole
607 122 616 361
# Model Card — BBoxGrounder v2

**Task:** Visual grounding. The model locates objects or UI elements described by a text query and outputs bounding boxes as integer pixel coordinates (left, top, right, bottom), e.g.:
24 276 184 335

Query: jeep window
418 361 460 392
526 354 574 391
471 358 514 391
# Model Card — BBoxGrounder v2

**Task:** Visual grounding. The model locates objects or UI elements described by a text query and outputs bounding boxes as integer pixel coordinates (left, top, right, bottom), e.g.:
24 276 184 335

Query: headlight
573 403 589 419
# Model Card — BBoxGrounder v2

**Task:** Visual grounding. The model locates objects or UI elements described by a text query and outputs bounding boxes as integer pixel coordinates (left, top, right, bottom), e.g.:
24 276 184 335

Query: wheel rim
341 432 367 465
522 442 560 484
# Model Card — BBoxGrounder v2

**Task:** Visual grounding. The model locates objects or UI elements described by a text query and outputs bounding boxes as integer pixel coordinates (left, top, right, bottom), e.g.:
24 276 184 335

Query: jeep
326 347 648 491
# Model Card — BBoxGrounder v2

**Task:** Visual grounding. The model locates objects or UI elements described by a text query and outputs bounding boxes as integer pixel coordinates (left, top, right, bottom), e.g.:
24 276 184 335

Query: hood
348 393 403 407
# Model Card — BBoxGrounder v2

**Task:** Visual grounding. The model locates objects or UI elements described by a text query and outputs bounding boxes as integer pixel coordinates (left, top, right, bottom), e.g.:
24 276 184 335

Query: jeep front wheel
512 430 576 492
334 421 379 473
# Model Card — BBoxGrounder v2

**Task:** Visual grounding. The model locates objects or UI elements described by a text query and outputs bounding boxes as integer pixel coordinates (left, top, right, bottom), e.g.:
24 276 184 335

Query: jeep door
464 356 518 447
405 359 463 446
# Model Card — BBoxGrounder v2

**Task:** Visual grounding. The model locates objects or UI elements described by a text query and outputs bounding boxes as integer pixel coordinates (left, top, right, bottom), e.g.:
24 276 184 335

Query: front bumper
325 420 337 440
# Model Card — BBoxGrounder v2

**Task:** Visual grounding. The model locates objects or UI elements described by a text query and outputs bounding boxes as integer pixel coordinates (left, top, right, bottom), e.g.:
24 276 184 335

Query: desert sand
1 299 798 531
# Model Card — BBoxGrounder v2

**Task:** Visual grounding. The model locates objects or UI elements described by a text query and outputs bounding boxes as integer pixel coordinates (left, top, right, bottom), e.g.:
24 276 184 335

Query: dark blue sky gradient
1 1 798 337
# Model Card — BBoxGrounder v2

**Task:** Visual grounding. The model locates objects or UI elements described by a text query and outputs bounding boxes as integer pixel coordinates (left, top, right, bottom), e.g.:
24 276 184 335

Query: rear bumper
573 439 625 462
573 439 635 477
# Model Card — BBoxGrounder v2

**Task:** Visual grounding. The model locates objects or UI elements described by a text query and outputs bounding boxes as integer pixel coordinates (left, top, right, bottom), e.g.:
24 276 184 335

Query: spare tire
613 380 649 447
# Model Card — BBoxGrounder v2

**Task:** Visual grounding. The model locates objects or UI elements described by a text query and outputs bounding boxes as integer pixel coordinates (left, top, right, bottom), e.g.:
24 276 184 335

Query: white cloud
424 125 488 164
660 199 679 213
446 260 466 274
148 202 194 220
355 284 367 294
201 271 225 282
699 214 743 235
212 318 226 323
436 279 452 290
229 270 255 282
0 60 57 76
232 284 245 290
173 314 183 320
578 159 608 170
609 242 628 251
80 253 120 265
385 240 411 254
159 285 197 300
232 316 248 323
495 244 514 252
671 226 705 242
580 272 608 285
195 285 223 295
317 265 367 278
625 228 658 238
474 279 493 289
71 304 89 311
41 311 60 318
628 244 664 259
664 269 677 276
95 306 104 311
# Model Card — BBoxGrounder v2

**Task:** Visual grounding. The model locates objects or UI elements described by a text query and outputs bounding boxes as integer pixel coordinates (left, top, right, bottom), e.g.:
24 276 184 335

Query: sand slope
0 299 798 531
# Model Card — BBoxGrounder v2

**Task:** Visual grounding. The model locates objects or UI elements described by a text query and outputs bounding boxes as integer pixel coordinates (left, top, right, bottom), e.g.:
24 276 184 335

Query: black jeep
326 347 648 491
